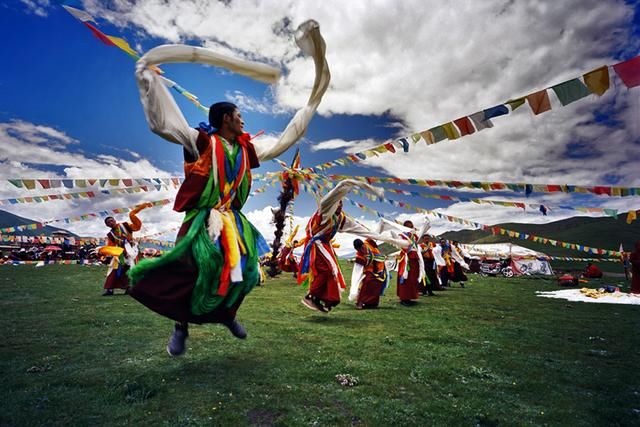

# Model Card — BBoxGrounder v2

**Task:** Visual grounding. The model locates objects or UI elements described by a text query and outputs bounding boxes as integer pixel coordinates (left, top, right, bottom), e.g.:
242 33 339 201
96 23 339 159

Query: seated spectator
583 262 603 279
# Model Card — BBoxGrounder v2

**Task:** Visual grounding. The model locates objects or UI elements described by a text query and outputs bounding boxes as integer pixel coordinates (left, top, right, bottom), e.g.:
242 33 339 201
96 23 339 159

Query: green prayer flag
551 78 592 106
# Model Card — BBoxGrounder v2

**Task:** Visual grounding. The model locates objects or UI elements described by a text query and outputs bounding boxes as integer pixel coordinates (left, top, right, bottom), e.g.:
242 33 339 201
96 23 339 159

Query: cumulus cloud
19 0 49 17
0 120 181 237
310 138 380 153
8 1 640 235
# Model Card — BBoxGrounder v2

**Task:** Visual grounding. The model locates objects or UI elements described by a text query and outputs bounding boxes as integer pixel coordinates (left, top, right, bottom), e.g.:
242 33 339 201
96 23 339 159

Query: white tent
461 243 554 276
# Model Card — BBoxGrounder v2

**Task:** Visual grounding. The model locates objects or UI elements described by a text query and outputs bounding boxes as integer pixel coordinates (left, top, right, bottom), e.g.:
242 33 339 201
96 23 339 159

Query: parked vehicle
479 258 513 277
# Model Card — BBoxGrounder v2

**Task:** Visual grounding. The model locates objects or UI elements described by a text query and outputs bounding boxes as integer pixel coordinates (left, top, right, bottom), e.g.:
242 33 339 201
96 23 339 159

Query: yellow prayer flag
106 35 139 58
442 122 460 140
627 210 637 224
583 66 609 96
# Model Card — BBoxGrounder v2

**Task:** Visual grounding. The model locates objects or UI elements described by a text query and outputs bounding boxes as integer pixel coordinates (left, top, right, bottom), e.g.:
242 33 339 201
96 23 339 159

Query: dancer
100 202 152 296
376 218 430 306
278 225 303 278
450 241 469 287
419 240 438 295
349 238 389 309
298 179 401 313
128 20 330 356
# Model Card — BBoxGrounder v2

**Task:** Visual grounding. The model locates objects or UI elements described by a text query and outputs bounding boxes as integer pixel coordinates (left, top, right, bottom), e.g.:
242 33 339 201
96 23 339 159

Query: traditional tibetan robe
353 239 388 307
129 130 268 324
420 242 440 292
298 210 347 308
278 245 299 273
396 232 423 301
450 246 469 283
102 207 144 290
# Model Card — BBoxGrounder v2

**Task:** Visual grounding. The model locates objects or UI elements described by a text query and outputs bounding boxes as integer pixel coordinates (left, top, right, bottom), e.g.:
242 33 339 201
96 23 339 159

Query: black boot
222 319 247 339
167 322 189 356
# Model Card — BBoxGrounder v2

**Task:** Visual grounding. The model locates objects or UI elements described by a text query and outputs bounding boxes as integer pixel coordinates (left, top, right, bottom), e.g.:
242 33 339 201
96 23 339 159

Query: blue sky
0 0 639 249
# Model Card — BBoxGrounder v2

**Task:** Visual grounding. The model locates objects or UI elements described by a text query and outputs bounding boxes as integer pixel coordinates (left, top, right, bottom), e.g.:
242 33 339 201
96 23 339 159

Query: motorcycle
479 259 514 278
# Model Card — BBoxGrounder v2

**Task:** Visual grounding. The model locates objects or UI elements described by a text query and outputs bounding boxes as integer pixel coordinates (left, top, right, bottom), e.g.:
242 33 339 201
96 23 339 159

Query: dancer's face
105 217 117 228
225 108 244 138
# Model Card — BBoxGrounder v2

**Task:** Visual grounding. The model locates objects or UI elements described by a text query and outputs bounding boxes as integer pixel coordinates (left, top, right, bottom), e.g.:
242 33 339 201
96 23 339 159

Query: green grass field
1 264 638 426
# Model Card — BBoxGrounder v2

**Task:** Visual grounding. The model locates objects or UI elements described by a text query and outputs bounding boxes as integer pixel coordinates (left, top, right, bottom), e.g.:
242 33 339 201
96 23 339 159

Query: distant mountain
0 210 79 237
440 212 640 257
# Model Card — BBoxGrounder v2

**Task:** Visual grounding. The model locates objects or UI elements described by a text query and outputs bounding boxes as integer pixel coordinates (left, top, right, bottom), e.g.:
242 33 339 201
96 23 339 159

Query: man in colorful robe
419 241 438 295
128 20 330 356
298 179 399 313
101 202 152 296
349 238 389 309
278 225 302 278
374 217 430 306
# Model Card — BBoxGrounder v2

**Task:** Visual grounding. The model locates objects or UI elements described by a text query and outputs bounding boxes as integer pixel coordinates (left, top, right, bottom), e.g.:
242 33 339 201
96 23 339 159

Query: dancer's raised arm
135 45 281 156
253 20 331 161
319 179 383 219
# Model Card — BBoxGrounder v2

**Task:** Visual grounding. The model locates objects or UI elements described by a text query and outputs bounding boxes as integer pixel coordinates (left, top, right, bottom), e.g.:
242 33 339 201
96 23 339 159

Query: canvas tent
461 243 554 276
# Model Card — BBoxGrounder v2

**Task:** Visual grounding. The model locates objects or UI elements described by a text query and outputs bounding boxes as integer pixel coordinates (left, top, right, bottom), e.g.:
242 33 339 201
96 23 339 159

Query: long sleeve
136 44 281 156
340 216 410 249
126 205 147 232
254 20 331 161
319 179 384 220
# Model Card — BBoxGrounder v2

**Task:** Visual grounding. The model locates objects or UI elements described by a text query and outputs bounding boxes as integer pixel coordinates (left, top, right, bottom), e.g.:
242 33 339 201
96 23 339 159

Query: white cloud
310 138 380 153
0 120 182 237
19 0 49 17
225 90 290 116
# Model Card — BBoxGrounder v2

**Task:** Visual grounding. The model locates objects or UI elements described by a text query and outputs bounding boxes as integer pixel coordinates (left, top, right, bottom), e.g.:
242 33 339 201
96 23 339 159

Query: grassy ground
1 264 639 426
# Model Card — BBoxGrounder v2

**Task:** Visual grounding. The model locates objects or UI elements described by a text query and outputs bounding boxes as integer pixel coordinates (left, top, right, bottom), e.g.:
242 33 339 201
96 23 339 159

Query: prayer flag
453 117 475 136
419 130 435 144
583 66 610 96
428 126 447 142
442 122 460 140
22 179 36 190
627 210 637 224
83 22 117 47
483 105 509 119
62 5 96 23
469 111 494 131
526 90 551 115
505 98 525 111
551 78 592 106
539 205 548 216
612 55 640 88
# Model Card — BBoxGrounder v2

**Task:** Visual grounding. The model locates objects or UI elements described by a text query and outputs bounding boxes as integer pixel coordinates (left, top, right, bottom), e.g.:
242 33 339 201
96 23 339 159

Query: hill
440 212 640 257
0 209 79 237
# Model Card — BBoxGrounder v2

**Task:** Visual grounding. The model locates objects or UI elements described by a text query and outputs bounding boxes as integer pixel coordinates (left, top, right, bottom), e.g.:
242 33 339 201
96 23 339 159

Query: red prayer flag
592 186 612 196
383 142 396 153
453 117 475 136
613 55 640 88
546 185 562 192
37 179 51 189
83 22 117 47
122 179 133 187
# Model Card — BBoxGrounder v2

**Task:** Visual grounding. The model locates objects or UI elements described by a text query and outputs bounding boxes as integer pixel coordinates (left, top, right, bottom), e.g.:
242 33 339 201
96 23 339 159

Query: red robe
584 264 603 279
278 246 298 273
355 239 387 307
396 232 421 301
104 221 139 290
299 210 346 308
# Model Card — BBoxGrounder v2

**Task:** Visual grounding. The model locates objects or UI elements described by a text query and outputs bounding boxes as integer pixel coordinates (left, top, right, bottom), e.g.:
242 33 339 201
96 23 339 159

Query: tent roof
461 243 548 259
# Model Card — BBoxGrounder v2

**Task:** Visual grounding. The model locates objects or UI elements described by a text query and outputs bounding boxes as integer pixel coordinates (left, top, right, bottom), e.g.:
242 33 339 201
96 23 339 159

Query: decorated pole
267 149 301 277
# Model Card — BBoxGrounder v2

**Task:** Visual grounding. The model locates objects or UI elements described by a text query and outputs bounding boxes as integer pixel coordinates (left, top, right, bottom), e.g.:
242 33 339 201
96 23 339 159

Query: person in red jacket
583 262 603 279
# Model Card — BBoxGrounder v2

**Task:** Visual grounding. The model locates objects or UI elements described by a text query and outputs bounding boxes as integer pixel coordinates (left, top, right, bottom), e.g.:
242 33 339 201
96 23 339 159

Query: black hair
353 239 364 250
403 220 414 228
104 216 115 225
209 102 238 129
